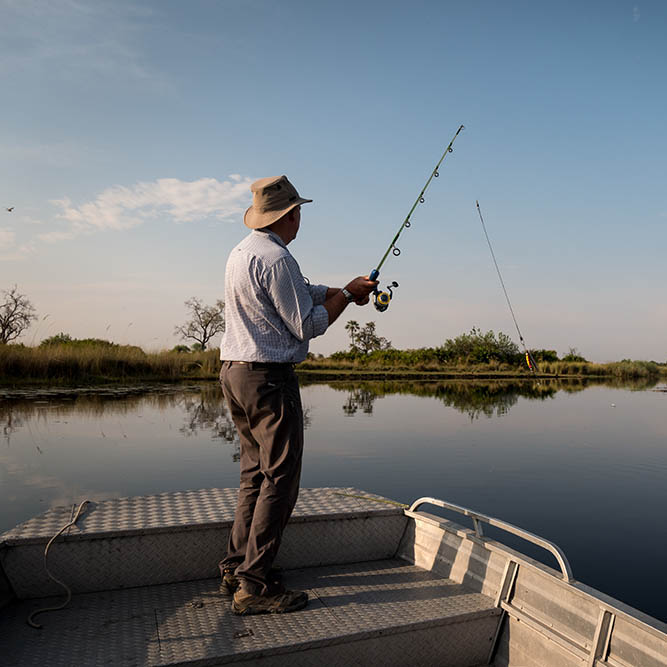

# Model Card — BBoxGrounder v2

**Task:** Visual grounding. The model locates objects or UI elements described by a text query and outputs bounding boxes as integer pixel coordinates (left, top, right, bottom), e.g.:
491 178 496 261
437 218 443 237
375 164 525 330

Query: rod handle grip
369 269 379 282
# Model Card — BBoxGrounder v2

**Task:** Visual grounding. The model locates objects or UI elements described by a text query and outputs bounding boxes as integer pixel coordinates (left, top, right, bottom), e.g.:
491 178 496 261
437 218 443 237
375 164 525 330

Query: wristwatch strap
341 288 355 303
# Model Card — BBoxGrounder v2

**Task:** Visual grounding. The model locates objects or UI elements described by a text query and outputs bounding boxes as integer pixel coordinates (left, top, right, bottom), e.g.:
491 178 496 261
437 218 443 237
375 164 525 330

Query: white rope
27 500 90 629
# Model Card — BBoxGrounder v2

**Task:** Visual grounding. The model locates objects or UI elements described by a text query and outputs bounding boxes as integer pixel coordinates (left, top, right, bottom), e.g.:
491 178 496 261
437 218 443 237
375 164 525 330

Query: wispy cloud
0 236 36 261
38 175 253 243
633 6 640 22
0 227 16 250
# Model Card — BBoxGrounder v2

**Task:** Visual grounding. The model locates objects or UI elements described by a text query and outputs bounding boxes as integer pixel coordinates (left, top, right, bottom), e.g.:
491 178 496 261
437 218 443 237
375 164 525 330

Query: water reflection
0 383 315 459
0 385 242 461
1 378 657 443
324 376 656 420
338 380 547 419
178 385 239 460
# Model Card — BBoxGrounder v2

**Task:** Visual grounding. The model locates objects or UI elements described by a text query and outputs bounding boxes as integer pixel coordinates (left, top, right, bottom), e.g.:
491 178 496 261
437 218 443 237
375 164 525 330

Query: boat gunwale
406 507 667 640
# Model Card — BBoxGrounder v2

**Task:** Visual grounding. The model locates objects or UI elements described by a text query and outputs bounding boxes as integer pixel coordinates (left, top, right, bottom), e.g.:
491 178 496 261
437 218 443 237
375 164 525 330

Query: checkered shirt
219 230 329 363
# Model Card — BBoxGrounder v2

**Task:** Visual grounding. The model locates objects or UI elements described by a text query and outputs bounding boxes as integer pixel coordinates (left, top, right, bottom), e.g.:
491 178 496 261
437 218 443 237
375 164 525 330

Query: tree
345 320 392 355
39 332 73 346
440 327 520 364
562 347 587 362
174 297 225 351
345 320 360 353
529 349 559 362
0 286 37 344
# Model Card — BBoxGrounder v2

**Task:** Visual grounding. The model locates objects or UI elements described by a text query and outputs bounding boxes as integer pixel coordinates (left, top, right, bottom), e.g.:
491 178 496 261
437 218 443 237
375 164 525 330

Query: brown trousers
219 361 304 595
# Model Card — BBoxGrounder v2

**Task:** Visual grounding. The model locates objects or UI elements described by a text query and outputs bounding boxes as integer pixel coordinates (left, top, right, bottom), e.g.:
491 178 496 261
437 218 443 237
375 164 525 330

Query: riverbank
0 343 664 385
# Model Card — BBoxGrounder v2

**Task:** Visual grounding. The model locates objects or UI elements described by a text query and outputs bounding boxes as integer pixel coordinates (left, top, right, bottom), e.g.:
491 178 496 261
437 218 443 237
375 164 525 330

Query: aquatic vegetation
0 342 219 383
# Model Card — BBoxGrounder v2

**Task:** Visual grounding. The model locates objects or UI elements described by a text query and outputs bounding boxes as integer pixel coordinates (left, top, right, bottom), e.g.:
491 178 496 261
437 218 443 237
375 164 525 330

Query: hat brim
244 197 312 230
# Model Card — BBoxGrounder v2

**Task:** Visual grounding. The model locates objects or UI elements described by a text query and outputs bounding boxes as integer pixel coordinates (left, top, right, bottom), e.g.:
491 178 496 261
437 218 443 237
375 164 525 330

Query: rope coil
27 499 91 629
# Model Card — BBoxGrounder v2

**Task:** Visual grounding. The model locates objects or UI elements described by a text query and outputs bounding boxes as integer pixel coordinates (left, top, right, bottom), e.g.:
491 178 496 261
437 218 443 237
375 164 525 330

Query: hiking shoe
219 564 284 595
219 567 239 595
231 588 308 615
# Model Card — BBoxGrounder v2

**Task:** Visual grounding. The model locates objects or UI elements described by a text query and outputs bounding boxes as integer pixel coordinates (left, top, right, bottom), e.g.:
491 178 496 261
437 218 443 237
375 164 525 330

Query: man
219 175 377 615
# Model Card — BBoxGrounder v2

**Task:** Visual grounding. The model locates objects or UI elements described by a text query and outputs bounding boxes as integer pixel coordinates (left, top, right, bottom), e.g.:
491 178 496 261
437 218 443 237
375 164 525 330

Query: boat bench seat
0 487 407 599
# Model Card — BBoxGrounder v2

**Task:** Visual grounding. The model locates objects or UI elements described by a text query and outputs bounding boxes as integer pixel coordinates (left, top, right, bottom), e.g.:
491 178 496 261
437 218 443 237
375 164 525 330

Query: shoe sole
231 594 308 616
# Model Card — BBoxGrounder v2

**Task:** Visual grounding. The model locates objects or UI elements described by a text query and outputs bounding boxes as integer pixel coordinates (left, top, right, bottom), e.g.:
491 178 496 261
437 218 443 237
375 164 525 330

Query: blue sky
1 0 665 361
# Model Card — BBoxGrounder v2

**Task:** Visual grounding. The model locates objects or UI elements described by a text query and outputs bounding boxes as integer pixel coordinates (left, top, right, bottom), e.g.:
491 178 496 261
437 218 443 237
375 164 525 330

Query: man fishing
218 175 377 615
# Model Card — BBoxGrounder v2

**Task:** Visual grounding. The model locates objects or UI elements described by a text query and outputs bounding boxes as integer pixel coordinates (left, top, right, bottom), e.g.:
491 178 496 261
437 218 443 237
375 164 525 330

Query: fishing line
475 201 538 374
369 124 465 312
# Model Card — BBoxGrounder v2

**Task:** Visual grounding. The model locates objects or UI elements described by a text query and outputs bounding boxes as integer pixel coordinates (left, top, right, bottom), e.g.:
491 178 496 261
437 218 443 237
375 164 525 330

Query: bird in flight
6 207 14 212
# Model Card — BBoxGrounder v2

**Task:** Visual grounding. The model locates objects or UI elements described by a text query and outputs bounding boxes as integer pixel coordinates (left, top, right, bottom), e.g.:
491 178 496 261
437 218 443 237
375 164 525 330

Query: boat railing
408 496 574 582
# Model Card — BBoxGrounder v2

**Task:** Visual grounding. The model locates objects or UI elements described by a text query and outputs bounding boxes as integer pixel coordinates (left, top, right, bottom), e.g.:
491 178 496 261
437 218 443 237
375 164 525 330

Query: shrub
440 327 521 364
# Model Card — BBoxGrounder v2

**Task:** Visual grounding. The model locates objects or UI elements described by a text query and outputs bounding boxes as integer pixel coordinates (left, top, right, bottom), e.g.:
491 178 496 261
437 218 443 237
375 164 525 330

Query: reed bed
0 344 220 383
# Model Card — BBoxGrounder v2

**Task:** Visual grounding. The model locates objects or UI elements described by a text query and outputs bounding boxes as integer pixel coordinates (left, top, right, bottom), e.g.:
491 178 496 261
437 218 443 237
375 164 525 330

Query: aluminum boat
1 487 665 666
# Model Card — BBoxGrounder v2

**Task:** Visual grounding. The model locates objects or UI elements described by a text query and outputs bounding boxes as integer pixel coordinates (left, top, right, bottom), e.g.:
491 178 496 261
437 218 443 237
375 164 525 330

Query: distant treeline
300 353 664 380
0 329 664 384
301 327 665 380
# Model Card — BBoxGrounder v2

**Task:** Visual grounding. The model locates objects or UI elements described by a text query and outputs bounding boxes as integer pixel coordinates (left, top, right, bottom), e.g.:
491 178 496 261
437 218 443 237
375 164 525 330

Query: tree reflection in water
343 389 377 416
325 376 658 421
0 385 245 461
179 384 240 461
0 376 656 450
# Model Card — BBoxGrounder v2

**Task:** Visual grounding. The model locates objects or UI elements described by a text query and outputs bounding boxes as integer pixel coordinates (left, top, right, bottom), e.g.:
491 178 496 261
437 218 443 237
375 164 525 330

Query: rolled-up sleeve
265 257 329 341
309 304 329 337
307 283 328 306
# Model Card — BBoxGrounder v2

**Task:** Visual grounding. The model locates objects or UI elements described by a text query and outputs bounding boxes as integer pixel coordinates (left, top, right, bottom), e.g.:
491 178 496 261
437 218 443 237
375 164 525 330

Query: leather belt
226 361 294 370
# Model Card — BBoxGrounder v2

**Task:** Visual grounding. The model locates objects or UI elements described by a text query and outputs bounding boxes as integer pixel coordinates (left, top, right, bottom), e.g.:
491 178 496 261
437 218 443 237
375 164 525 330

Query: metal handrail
408 496 573 583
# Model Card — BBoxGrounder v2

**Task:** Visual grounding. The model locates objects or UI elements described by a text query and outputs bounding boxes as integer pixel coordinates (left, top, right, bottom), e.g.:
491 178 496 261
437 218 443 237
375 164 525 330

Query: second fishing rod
368 124 465 312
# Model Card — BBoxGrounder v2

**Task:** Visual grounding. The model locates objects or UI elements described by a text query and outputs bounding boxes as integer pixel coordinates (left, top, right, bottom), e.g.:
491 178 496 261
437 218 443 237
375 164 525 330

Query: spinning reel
373 281 398 312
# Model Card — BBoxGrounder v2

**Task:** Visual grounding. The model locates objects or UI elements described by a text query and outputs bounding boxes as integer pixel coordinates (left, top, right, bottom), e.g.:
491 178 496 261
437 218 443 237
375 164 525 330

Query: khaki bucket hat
244 175 313 230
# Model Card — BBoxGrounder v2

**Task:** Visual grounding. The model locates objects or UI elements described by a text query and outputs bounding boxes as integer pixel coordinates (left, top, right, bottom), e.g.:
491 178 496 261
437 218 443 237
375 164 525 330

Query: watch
341 288 355 303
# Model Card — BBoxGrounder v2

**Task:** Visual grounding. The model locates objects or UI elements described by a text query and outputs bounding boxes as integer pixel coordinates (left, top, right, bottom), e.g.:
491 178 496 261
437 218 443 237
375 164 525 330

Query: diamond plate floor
0 559 501 666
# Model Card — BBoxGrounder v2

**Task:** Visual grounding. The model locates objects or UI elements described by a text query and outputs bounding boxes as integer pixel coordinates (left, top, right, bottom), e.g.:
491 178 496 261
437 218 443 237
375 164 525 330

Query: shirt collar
253 229 287 249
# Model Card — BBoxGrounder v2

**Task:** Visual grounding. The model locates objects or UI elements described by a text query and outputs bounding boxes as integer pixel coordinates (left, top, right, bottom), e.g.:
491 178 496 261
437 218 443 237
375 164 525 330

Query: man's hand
345 276 377 302
323 276 378 326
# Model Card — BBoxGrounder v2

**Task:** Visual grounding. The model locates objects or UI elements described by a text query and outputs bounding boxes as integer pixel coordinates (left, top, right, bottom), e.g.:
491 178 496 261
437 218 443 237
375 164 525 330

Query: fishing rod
369 124 465 312
475 200 538 374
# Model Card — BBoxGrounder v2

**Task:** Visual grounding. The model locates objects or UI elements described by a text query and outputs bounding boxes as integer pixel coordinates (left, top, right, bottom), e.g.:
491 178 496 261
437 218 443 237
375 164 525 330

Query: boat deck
3 487 666 666
0 558 499 666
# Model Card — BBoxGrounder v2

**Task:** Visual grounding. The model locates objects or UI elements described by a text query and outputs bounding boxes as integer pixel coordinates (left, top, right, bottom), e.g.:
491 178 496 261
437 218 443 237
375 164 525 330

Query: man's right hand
345 276 378 302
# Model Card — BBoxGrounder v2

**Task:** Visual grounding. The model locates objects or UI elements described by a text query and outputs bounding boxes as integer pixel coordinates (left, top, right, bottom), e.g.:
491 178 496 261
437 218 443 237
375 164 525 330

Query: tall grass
0 343 220 383
538 359 663 379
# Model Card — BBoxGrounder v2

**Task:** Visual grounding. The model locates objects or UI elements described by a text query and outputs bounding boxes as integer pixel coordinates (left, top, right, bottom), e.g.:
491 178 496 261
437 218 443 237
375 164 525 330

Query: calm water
1 378 666 622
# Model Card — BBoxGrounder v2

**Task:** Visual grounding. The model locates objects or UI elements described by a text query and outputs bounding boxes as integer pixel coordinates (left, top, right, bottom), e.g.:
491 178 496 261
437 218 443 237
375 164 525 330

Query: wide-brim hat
244 175 312 229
